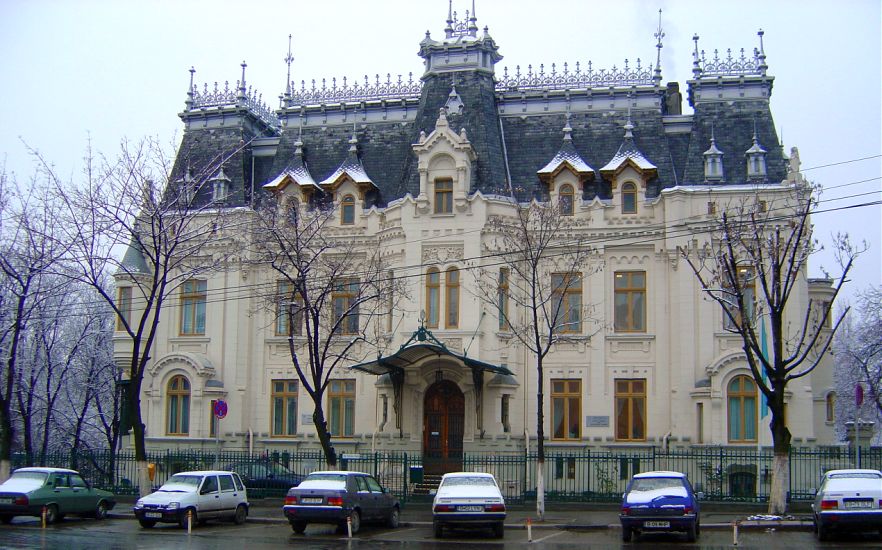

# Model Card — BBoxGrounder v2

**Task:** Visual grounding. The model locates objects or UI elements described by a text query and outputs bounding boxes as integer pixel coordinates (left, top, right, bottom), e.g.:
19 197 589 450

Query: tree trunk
536 459 545 520
137 459 151 497
0 459 9 483
768 393 791 515
536 360 545 520
313 406 337 468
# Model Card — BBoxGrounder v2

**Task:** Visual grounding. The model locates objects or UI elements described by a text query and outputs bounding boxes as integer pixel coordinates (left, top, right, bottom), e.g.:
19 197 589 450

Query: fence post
403 453 408 503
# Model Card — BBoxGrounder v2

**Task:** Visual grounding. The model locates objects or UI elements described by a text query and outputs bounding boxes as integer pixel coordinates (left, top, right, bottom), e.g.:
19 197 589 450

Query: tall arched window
728 375 757 442
426 268 440 328
445 267 459 328
622 182 637 214
166 375 190 436
341 194 355 225
825 392 836 423
559 184 574 216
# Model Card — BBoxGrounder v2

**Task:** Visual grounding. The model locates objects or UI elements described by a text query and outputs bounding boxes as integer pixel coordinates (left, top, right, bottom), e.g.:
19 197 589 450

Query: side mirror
429 488 437 496
695 491 705 500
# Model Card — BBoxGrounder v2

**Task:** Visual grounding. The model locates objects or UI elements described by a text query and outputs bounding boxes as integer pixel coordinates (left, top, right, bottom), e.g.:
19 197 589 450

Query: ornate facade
116 7 837 466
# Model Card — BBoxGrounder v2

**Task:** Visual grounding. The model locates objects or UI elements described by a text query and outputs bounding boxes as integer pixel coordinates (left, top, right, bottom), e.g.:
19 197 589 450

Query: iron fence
10 446 880 505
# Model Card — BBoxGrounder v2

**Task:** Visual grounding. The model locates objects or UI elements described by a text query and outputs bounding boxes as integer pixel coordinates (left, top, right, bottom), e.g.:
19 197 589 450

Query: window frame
825 392 835 423
328 379 356 437
727 375 758 443
559 184 574 216
426 268 440 328
621 182 638 214
117 286 132 332
434 179 453 214
332 278 360 335
497 268 510 330
551 379 582 441
551 272 582 334
180 279 207 336
271 379 299 437
166 375 191 436
341 194 356 225
275 280 303 337
614 378 646 442
445 267 460 329
614 271 646 332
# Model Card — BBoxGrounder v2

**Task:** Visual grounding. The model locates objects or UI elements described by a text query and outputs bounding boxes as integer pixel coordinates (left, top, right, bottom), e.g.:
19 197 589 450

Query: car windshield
304 473 347 483
630 477 685 493
162 475 203 488
829 472 882 479
11 471 48 482
442 476 495 487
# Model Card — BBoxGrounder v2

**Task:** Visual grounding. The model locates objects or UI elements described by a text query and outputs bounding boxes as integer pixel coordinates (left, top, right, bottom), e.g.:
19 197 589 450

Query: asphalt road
1 516 881 549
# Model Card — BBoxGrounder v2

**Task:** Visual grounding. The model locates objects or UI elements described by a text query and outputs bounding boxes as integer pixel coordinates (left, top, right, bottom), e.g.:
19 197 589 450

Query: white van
133 470 249 528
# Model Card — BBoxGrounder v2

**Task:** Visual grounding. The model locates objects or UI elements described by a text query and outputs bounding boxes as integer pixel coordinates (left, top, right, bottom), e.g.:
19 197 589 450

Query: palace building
116 5 837 473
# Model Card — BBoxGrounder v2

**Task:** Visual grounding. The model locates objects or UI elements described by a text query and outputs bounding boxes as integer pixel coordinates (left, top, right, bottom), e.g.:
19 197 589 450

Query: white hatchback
133 470 249 528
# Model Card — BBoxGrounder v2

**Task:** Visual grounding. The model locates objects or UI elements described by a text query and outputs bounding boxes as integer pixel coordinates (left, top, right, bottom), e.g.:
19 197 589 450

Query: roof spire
237 61 248 105
624 95 634 139
185 66 196 109
445 0 454 39
563 111 573 141
349 122 358 153
653 9 664 86
284 34 294 99
692 34 702 78
756 29 767 76
468 0 478 35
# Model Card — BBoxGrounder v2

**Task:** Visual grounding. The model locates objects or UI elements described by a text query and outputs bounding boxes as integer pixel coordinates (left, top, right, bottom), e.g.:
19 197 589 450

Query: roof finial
186 66 196 109
756 29 767 76
653 9 664 86
563 111 573 141
349 125 358 153
624 95 634 139
445 0 454 39
284 34 294 98
468 0 478 35
692 34 702 78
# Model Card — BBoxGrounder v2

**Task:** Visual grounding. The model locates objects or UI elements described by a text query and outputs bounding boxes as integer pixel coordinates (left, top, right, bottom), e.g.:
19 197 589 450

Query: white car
812 468 882 540
133 470 249 528
432 472 506 538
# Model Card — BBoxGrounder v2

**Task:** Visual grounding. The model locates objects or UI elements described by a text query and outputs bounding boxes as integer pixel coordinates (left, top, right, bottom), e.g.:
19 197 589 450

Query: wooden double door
423 380 464 475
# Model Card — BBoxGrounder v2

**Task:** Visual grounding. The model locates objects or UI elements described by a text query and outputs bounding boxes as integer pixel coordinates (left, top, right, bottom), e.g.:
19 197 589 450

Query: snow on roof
600 138 657 173
537 139 594 175
319 140 375 187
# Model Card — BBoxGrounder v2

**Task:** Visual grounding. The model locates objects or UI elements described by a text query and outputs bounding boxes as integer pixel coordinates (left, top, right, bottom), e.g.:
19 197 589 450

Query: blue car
619 471 701 542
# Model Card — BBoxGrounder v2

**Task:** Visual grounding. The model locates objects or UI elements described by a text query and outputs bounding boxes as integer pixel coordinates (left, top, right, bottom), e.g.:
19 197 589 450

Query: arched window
341 194 355 225
559 184 574 216
622 183 637 214
728 375 757 442
826 392 836 423
426 268 440 328
166 375 190 436
445 267 459 328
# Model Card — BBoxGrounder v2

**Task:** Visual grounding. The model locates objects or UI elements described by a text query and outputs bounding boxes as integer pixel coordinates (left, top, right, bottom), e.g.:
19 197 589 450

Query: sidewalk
111 496 814 531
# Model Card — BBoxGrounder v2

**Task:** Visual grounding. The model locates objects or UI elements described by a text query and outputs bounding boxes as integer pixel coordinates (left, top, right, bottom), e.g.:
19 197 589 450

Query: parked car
619 470 701 542
812 468 882 540
0 467 115 524
218 461 303 493
431 472 506 538
133 470 248 528
282 471 399 534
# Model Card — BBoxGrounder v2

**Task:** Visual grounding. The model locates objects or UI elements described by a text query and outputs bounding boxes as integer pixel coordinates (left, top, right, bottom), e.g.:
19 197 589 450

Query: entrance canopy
350 326 513 377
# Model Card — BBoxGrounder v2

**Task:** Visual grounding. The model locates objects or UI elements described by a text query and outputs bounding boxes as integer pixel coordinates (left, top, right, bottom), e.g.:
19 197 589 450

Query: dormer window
559 184 574 216
212 180 227 202
746 133 768 182
341 194 355 225
703 137 724 183
622 183 637 214
434 179 453 214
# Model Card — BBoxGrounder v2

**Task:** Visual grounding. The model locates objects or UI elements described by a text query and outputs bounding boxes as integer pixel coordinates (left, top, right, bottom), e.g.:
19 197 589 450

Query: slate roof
263 140 318 191
599 121 658 174
537 125 594 176
319 134 376 186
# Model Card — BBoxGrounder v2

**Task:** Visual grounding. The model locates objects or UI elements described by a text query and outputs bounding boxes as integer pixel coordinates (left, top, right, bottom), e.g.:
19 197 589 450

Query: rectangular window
551 273 582 334
117 286 132 332
501 394 511 433
615 378 646 441
551 379 581 440
329 379 355 437
275 281 303 336
180 279 207 336
434 179 453 214
209 399 218 438
724 266 755 330
332 278 359 335
497 268 510 330
614 271 646 332
696 402 704 444
707 201 717 215
426 269 440 328
386 270 394 332
271 380 298 437
445 268 459 328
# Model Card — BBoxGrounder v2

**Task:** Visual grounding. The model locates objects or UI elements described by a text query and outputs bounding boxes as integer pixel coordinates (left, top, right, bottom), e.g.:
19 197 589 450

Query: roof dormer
745 128 767 183
319 132 377 199
537 119 595 214
413 108 477 214
599 118 658 186
263 138 321 203
703 130 725 183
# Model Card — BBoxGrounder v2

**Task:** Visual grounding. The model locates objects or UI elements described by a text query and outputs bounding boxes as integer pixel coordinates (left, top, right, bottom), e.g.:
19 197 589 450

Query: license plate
844 500 872 509
644 521 670 528
457 505 483 512
145 512 162 518
0 497 14 504
300 497 323 504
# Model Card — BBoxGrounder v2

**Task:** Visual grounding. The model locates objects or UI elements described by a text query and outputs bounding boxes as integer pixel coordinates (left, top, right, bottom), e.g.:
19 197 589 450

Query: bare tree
473 199 598 520
681 184 859 514
45 137 245 495
252 195 396 467
0 170 69 480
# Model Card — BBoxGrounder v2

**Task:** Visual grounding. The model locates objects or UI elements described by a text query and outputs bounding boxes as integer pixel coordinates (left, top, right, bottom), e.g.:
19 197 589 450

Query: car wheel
686 521 697 542
290 521 307 534
695 519 700 536
44 504 59 525
348 509 361 534
433 521 443 538
233 504 247 525
387 506 400 528
0 515 13 524
179 508 197 529
94 500 108 520
138 518 156 528
817 522 829 541
493 521 504 538
622 526 632 542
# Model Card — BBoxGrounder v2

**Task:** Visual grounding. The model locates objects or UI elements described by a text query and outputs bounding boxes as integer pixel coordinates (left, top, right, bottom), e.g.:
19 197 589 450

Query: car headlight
167 502 180 510
134 500 144 508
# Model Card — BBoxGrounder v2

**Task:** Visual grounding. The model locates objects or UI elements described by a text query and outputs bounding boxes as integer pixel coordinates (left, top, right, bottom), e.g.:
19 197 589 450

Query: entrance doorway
423 380 464 475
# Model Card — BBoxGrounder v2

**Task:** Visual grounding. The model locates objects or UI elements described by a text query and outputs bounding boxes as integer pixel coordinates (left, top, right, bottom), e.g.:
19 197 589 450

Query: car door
198 475 221 518
353 475 375 520
218 474 238 519
365 475 390 519
68 473 93 513
49 473 72 514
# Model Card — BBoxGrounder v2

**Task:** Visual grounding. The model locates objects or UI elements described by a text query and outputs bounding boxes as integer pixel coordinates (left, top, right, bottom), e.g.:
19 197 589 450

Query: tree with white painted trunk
681 182 859 514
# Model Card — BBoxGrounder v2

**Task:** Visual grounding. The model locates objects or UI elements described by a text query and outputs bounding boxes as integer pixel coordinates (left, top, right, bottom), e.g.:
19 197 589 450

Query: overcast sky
1 0 879 301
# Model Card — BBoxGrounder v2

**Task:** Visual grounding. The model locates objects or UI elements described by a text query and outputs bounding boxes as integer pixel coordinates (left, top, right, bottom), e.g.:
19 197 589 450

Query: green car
0 467 116 524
